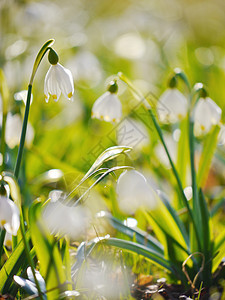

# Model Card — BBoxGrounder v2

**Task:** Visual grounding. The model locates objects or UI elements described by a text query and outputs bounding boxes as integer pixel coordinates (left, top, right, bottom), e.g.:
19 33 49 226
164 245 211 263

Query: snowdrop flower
116 170 159 214
218 125 225 146
44 49 74 103
14 90 33 105
91 80 122 123
5 113 34 149
117 118 150 149
157 88 188 123
42 190 90 240
0 196 20 235
155 133 177 168
4 231 12 249
193 97 222 136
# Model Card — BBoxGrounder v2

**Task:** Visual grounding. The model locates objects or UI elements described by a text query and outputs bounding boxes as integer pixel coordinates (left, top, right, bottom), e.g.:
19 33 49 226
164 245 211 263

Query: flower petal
0 196 20 235
157 88 188 123
44 66 61 102
54 63 74 100
92 91 122 123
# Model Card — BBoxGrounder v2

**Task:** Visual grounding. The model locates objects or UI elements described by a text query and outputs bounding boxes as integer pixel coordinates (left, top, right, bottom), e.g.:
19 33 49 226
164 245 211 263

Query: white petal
157 89 188 123
116 170 159 214
54 63 74 100
218 125 225 146
92 91 122 123
44 66 61 102
5 114 22 148
0 196 20 235
194 97 221 136
206 97 222 125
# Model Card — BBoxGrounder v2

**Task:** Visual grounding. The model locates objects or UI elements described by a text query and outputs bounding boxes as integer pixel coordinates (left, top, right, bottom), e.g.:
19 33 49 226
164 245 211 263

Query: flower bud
48 48 59 65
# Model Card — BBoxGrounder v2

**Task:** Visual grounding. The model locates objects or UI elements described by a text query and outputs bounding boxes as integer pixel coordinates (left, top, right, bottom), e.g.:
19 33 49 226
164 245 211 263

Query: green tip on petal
199 87 208 98
48 48 59 65
107 80 118 93
0 183 7 196
168 75 177 88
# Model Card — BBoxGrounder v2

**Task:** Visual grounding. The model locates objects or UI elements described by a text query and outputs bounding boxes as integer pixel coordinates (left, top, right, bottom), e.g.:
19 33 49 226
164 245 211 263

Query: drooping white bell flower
116 118 150 149
0 196 20 235
91 81 122 123
193 97 222 136
116 170 159 214
14 90 33 105
5 113 34 149
157 88 188 123
44 49 74 103
42 190 90 240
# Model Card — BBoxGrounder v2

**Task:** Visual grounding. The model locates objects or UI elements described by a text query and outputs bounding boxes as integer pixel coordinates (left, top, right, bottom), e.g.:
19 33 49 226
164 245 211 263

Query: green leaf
199 189 212 285
83 146 132 180
212 228 225 273
103 237 173 270
0 231 30 293
197 125 220 187
176 117 189 196
99 212 164 254
29 202 66 300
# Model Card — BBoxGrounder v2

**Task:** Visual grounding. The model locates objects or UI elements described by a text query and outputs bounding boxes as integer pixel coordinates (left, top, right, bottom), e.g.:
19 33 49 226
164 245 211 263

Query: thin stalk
188 113 202 250
14 84 32 179
0 228 6 266
0 113 7 171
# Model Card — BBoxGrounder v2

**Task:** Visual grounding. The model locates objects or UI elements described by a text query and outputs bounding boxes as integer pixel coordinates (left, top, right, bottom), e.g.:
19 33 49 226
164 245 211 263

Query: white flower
117 118 150 149
116 170 159 214
218 125 225 146
194 97 222 136
4 231 12 248
14 90 33 105
0 196 20 235
157 88 188 123
42 190 90 240
5 113 34 149
91 91 122 123
44 63 74 103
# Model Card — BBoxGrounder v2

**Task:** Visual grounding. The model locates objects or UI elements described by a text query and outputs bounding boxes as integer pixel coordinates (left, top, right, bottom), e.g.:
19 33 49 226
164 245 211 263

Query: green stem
14 84 32 179
188 114 201 248
0 228 6 267
19 215 44 300
0 113 7 171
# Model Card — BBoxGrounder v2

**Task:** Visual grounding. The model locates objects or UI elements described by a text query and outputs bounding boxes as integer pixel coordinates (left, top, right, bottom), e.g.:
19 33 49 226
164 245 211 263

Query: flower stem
14 84 32 179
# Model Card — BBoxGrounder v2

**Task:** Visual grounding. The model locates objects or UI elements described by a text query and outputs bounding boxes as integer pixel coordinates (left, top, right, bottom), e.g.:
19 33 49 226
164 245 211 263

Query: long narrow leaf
98 212 164 254
29 202 66 300
197 125 220 187
0 232 30 293
212 229 225 273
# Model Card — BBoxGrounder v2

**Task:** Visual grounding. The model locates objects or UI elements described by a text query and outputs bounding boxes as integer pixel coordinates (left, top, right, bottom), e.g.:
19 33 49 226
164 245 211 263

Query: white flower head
116 170 159 214
0 196 20 235
194 97 222 136
14 90 33 105
42 190 90 240
157 88 188 123
91 81 122 123
44 49 74 103
5 113 34 149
